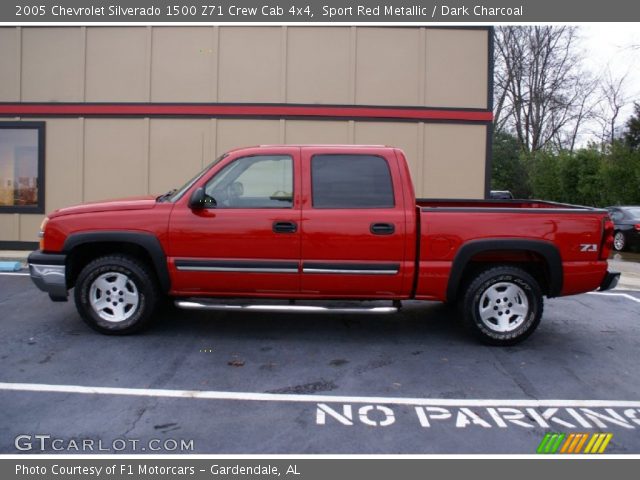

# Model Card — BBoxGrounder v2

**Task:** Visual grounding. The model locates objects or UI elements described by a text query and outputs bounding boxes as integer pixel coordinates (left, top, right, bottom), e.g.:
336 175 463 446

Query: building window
0 122 45 213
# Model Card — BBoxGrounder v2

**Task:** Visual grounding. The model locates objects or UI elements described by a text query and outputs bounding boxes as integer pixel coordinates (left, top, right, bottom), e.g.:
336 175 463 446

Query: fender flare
446 238 563 302
63 231 170 293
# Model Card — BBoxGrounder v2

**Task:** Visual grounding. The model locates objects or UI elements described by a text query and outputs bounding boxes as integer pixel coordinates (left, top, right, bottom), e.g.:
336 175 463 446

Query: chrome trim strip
302 268 398 275
421 207 603 214
175 301 397 314
28 263 68 298
176 266 298 273
29 264 65 277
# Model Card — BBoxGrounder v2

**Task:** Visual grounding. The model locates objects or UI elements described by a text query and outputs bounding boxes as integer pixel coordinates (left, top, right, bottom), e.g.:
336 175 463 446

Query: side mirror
188 188 206 209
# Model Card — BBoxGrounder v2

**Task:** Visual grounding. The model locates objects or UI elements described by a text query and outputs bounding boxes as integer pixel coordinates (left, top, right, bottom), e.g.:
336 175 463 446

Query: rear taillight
600 218 615 259
635 224 640 231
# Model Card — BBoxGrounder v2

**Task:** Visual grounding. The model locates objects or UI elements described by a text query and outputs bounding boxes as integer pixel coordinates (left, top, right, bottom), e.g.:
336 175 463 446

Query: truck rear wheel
74 255 159 334
461 266 543 345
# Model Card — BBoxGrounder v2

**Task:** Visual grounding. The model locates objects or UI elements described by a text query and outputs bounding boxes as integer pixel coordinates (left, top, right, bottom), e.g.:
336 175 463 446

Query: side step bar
175 300 398 314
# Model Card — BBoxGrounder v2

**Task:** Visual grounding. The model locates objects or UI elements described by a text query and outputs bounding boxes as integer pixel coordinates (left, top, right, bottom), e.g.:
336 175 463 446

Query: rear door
299 147 407 297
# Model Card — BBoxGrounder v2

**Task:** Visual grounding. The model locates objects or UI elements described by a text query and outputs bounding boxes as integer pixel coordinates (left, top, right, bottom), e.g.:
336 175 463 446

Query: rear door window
311 154 394 208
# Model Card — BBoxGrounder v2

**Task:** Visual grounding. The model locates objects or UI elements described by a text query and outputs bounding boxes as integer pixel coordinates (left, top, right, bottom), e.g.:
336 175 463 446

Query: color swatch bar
537 432 613 454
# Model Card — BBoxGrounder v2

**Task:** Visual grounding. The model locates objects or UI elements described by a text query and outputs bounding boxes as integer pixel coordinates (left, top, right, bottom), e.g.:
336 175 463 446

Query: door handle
273 221 298 233
370 223 395 235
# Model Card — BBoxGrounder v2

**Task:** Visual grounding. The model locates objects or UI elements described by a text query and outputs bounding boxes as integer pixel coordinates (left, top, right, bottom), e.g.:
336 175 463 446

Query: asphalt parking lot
1 272 640 454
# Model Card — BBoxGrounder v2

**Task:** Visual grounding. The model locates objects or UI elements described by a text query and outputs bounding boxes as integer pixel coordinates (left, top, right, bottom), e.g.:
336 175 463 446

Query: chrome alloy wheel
89 272 139 323
478 281 529 333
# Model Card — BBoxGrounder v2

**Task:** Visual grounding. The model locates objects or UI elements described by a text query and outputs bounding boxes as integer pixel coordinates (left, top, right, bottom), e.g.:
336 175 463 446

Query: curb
0 261 23 272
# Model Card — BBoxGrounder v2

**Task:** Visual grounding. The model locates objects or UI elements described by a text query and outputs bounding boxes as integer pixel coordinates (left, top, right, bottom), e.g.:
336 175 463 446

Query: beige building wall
21 28 84 102
85 28 151 102
0 26 488 107
151 27 216 103
0 26 490 243
286 27 351 104
426 29 489 109
0 29 19 101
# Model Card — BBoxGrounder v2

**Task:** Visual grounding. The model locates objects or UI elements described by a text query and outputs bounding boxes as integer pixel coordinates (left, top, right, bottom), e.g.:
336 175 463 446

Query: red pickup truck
29 145 619 345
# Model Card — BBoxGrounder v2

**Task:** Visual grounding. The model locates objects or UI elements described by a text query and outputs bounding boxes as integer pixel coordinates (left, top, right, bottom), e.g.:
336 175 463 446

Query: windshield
163 153 228 203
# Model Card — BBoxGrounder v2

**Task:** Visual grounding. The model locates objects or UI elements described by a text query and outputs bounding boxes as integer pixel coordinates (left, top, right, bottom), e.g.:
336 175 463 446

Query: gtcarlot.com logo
537 432 613 454
14 434 194 452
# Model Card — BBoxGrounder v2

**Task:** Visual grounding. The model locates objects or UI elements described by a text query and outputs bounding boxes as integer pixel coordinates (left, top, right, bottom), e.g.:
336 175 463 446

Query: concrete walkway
608 258 640 290
0 250 29 261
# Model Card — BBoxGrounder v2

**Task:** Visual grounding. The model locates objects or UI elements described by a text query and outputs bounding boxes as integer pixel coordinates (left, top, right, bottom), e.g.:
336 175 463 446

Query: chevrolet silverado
28 145 619 345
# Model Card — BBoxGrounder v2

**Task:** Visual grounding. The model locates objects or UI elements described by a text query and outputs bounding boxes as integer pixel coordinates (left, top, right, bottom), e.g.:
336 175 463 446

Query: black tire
74 255 159 334
613 231 626 251
460 266 543 346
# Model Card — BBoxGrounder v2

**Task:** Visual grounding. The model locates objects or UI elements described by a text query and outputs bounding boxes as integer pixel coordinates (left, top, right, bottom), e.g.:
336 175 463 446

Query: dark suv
489 190 514 200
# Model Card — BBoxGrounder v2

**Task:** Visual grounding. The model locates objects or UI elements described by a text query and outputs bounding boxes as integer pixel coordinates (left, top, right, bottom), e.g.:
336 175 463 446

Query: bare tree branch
592 67 629 147
493 26 598 153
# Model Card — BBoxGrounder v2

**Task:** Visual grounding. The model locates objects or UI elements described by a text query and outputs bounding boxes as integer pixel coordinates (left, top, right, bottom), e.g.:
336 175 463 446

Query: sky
581 23 640 128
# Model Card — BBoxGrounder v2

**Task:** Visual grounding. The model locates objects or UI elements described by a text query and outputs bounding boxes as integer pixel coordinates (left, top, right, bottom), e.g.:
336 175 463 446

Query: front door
168 147 301 296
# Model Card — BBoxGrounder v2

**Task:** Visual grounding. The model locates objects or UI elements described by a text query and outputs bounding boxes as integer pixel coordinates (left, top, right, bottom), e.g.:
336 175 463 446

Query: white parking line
0 272 29 276
1 382 640 408
587 292 640 304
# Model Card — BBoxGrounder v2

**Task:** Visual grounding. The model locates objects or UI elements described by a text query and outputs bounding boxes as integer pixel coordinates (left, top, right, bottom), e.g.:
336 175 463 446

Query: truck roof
225 144 390 153
259 144 389 148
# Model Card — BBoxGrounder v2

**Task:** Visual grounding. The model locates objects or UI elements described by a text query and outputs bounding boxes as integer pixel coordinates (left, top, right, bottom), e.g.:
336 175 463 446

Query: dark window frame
0 121 46 214
310 154 396 209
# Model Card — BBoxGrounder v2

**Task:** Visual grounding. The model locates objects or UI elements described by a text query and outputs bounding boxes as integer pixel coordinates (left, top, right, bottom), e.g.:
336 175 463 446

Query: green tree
557 152 582 204
530 151 562 201
573 149 606 206
601 143 640 205
624 102 640 151
494 127 640 207
491 131 531 198
531 147 607 207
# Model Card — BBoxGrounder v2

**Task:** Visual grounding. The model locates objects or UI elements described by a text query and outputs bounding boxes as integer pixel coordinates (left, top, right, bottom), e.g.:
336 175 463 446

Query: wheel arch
63 231 170 293
446 238 562 302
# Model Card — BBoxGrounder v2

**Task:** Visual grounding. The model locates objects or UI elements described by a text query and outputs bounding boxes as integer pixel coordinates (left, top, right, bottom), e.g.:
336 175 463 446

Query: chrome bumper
599 271 620 291
28 251 68 301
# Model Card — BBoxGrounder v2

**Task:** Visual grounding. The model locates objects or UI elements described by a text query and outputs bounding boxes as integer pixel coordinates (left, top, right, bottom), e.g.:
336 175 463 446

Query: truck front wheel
74 255 159 334
461 266 543 345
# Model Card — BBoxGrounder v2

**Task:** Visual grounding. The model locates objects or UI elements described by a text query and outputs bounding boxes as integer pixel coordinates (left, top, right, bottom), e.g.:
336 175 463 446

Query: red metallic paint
43 203 173 253
168 146 301 295
40 145 611 302
298 146 409 298
0 103 493 122
415 210 609 299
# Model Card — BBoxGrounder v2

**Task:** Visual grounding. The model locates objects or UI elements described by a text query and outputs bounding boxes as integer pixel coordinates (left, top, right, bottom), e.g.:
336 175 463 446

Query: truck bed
414 198 611 302
417 198 605 212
